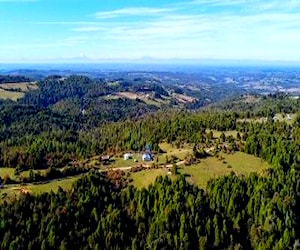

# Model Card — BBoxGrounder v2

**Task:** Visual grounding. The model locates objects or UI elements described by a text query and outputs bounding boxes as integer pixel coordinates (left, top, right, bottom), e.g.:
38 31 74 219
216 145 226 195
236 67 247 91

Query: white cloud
189 0 246 6
90 4 300 60
95 7 176 19
3 0 300 61
72 26 105 32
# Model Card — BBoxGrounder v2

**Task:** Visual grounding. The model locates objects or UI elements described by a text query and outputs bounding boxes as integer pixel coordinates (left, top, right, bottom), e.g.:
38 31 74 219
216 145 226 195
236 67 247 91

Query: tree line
1 163 300 249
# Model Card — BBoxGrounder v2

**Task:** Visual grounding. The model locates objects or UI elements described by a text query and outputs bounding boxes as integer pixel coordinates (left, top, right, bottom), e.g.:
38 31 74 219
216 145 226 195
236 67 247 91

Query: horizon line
1 57 300 65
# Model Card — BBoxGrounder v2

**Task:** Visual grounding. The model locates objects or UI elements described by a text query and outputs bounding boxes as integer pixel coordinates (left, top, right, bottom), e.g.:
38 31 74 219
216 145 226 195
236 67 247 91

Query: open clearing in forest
0 168 48 180
182 152 268 188
130 169 169 189
101 143 192 169
158 142 193 162
173 93 196 103
237 113 297 125
205 130 239 139
0 89 24 100
0 176 81 202
0 139 269 199
104 91 166 107
0 82 38 91
110 153 142 168
0 168 15 178
0 82 38 100
27 176 80 194
130 152 269 189
102 91 197 107
273 113 297 124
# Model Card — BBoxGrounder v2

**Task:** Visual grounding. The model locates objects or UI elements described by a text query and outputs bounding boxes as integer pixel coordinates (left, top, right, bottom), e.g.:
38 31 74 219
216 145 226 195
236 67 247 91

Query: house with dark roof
142 152 152 161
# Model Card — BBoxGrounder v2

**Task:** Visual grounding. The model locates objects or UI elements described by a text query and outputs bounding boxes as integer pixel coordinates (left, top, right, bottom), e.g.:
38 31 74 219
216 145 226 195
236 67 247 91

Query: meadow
0 82 37 100
131 152 269 189
0 175 81 202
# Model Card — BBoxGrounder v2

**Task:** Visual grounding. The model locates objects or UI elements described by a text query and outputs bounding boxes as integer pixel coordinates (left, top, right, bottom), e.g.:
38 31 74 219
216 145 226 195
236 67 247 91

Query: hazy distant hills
1 66 300 123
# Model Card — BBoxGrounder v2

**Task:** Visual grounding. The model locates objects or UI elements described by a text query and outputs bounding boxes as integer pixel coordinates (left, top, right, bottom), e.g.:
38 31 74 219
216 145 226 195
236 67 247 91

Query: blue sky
0 0 300 63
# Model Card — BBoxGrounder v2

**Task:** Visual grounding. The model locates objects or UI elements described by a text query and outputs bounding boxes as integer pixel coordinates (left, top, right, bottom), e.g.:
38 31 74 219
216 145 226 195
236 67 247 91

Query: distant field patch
0 176 81 202
0 89 24 100
207 130 238 139
237 118 268 123
107 81 120 87
273 113 297 124
0 168 48 180
0 82 38 100
102 92 163 107
102 94 121 100
242 95 261 103
117 91 140 100
238 113 296 125
0 82 38 91
173 93 196 103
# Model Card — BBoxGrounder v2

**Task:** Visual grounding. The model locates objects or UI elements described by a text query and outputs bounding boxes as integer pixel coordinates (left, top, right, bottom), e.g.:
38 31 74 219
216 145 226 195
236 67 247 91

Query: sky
0 0 300 63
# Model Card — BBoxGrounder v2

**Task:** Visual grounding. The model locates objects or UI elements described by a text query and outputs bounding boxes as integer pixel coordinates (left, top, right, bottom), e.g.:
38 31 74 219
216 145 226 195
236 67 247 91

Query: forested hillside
0 73 300 249
0 75 30 84
1 142 300 249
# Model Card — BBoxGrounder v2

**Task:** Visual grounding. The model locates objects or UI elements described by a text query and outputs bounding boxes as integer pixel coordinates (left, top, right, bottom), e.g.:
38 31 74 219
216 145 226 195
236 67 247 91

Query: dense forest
0 75 30 84
1 141 300 249
0 74 300 249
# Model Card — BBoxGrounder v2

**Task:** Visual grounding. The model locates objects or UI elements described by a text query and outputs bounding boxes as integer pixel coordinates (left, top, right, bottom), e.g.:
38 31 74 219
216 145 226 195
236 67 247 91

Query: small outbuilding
101 155 111 165
124 153 133 160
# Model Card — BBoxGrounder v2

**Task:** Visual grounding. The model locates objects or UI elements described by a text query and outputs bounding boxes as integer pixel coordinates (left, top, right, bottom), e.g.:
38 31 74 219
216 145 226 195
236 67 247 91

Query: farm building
101 155 110 161
101 155 111 164
142 153 152 161
123 153 133 160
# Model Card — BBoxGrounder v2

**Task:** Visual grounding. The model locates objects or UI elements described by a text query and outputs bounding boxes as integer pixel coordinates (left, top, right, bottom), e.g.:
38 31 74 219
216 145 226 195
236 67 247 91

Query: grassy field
237 118 268 124
103 91 173 107
0 82 38 100
158 142 192 163
142 98 163 107
173 93 196 103
106 145 191 169
130 152 269 189
130 169 169 189
0 176 81 202
237 113 297 125
274 113 297 125
28 176 80 194
0 168 48 180
20 169 48 178
0 89 24 100
110 154 142 168
206 130 238 139
182 152 268 188
0 168 15 178
0 82 38 91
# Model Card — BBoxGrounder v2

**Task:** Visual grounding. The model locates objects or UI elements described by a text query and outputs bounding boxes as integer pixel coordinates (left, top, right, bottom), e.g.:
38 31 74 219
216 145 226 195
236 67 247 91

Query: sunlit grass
131 152 269 189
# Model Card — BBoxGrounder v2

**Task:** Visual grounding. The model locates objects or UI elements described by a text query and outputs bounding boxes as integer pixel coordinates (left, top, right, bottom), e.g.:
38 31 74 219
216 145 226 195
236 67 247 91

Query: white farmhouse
124 153 133 160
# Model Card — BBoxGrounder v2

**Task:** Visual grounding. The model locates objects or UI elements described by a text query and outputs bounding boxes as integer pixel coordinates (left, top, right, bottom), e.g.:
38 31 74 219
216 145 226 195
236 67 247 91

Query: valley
0 69 299 249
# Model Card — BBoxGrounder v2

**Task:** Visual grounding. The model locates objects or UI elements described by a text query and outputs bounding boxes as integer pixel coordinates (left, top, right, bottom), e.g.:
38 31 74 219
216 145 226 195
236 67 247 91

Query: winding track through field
99 161 186 172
